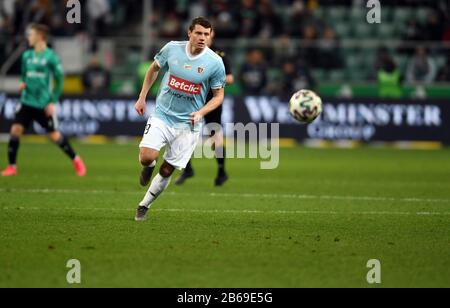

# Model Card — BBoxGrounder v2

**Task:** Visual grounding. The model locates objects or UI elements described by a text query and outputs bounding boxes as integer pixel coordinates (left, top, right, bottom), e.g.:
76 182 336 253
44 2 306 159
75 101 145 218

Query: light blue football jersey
153 41 226 131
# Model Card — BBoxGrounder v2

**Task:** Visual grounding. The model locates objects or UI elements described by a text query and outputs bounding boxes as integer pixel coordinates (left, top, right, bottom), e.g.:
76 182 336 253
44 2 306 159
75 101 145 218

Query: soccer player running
134 17 226 221
1 24 86 177
175 30 234 187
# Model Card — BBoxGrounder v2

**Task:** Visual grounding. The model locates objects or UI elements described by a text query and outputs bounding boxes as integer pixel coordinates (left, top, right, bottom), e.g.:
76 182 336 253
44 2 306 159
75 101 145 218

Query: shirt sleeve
154 42 172 69
210 61 226 90
49 53 64 103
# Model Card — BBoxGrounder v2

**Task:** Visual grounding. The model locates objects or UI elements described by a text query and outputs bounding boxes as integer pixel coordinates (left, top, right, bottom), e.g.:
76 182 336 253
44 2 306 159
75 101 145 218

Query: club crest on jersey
197 67 205 74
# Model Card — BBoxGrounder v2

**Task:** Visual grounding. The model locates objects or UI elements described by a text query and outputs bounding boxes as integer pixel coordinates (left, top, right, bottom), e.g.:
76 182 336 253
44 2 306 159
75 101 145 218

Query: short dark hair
30 23 50 41
189 17 213 32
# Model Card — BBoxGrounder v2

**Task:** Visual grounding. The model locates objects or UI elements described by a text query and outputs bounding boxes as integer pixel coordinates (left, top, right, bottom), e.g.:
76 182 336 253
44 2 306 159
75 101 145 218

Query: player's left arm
190 61 226 125
46 54 64 116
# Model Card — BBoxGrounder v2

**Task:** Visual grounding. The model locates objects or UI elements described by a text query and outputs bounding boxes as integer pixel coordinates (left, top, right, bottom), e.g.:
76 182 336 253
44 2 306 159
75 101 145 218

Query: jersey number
144 124 151 135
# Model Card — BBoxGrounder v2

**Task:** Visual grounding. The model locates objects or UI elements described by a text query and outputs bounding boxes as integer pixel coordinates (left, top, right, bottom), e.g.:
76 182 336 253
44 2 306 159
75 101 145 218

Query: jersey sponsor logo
28 59 47 66
168 74 201 95
167 89 195 102
26 71 46 78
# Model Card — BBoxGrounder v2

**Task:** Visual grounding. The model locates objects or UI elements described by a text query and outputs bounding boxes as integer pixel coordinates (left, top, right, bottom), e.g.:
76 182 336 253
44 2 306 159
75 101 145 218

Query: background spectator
258 0 283 39
406 47 438 84
422 10 445 41
279 59 317 99
238 0 261 38
376 48 403 98
437 55 450 82
82 57 111 95
86 0 111 37
240 49 267 96
316 26 342 70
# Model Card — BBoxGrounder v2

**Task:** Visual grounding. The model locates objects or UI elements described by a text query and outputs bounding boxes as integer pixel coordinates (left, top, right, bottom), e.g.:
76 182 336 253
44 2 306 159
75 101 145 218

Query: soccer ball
289 90 323 124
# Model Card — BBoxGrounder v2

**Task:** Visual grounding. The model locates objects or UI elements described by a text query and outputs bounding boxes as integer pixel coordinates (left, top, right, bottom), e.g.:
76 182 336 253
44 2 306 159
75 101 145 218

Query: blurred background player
175 30 234 187
134 17 226 221
1 24 86 177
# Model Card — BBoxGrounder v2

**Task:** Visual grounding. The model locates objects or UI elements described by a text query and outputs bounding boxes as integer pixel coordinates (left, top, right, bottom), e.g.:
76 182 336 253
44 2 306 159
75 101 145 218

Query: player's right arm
135 42 172 116
135 61 161 116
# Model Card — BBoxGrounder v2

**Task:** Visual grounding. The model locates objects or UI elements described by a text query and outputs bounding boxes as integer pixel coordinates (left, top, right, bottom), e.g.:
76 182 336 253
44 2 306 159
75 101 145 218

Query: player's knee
213 134 224 147
139 155 154 166
49 131 61 142
10 125 24 138
139 149 158 166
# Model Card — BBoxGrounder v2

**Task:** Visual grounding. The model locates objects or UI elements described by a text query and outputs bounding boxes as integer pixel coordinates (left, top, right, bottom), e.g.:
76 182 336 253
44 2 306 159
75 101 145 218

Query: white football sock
139 174 172 208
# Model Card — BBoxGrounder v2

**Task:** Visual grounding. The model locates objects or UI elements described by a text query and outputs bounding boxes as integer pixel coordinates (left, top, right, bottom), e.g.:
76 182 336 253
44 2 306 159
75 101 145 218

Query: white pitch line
1 188 450 204
205 192 450 204
155 208 450 216
1 206 450 217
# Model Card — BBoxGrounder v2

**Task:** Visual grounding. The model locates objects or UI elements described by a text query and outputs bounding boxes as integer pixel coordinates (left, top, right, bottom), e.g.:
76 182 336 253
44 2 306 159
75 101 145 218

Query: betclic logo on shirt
168 75 201 95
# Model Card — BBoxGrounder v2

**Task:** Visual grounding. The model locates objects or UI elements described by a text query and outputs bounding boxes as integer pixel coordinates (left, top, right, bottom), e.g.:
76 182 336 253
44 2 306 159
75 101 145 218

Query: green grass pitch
0 142 449 288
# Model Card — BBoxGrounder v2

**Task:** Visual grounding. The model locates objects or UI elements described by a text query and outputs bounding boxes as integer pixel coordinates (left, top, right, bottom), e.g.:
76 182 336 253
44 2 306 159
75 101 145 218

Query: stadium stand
1 0 449 97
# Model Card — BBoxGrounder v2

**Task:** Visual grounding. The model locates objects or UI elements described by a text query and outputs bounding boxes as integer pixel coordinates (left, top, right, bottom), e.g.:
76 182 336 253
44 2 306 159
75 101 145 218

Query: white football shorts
139 117 200 170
